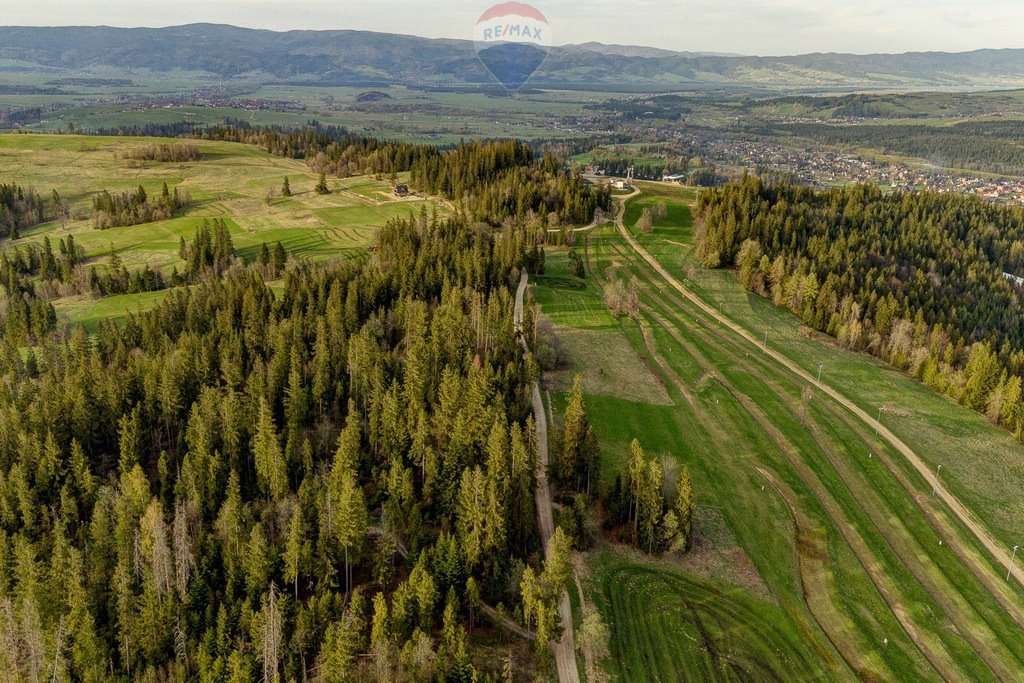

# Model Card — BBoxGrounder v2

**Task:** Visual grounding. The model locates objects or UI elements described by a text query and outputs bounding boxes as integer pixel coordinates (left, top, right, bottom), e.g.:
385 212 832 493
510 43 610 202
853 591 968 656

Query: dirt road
515 270 581 683
613 197 1024 591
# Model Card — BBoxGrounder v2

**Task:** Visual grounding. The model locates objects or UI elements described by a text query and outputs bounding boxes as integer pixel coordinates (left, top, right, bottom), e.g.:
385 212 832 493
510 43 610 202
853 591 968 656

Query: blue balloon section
475 42 549 91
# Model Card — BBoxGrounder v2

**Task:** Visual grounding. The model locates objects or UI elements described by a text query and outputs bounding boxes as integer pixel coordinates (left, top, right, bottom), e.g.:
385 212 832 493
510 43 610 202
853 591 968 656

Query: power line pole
1008 545 1020 581
932 464 943 496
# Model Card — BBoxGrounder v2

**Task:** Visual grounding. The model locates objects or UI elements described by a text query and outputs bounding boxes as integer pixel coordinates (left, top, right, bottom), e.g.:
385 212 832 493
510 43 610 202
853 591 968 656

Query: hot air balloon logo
473 2 552 91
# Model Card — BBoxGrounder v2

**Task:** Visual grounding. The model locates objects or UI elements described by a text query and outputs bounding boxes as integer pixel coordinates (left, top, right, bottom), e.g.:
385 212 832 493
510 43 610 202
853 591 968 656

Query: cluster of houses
702 136 1024 205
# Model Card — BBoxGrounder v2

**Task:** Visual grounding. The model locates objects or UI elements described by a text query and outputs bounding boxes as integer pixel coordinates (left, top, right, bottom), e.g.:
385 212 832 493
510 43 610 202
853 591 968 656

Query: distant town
695 134 1024 205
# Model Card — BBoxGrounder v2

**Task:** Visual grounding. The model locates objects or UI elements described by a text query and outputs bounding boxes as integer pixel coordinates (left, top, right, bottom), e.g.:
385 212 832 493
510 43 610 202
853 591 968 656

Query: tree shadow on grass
536 275 586 291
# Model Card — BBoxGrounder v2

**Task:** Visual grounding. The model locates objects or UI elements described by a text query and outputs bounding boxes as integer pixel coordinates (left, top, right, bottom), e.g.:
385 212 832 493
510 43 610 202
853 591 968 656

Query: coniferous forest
0 200 576 680
195 124 611 226
697 176 1024 437
0 114 694 680
0 182 62 240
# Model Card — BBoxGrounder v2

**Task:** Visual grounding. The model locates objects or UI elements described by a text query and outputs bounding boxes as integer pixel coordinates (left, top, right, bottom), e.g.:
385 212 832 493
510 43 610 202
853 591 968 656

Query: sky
4 0 1023 56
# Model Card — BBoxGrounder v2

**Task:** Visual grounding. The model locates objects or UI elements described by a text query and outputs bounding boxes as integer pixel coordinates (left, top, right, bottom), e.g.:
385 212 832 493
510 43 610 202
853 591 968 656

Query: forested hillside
2 24 1023 89
0 182 61 240
697 176 1024 437
199 124 611 225
0 206 565 680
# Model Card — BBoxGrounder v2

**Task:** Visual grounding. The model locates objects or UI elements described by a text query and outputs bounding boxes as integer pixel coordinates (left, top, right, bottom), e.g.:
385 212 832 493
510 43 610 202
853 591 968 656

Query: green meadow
1 133 444 327
533 182 1024 681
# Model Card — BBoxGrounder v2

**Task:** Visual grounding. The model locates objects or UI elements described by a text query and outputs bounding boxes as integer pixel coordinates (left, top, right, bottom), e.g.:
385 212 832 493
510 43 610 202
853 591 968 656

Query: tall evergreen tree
253 398 288 500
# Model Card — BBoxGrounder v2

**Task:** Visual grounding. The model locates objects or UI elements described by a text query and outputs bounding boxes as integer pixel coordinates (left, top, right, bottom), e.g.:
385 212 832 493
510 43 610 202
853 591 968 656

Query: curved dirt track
612 198 1024 593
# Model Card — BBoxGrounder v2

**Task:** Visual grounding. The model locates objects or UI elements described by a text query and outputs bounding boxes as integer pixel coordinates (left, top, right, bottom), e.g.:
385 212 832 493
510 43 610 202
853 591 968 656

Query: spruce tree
253 398 287 500
560 374 598 492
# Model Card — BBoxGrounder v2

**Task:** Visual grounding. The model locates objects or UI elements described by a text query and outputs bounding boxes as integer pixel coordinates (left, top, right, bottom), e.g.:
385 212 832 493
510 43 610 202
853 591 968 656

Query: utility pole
876 406 883 435
817 363 824 386
1009 545 1020 581
763 329 768 354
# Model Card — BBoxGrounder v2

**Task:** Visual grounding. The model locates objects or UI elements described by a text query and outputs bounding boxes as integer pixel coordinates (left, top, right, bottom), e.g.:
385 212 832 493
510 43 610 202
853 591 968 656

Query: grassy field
1 133 443 328
629 182 1024 552
51 289 180 333
591 552 829 682
533 182 1024 681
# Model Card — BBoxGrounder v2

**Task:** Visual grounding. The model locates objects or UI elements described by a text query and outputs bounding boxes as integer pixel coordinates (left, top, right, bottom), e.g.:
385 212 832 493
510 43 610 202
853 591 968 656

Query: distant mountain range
1 24 1022 91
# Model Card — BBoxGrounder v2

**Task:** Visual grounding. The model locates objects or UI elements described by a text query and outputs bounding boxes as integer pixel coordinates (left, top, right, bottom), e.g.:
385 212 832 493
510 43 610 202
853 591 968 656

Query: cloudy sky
4 0 1022 55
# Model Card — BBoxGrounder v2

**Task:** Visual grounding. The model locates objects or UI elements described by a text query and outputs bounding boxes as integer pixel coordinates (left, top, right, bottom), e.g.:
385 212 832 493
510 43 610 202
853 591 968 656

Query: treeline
588 95 690 121
409 141 612 225
91 182 189 229
0 217 281 339
0 230 167 337
94 121 201 138
596 159 681 181
583 142 693 180
92 219 285 298
87 248 167 297
697 176 1024 438
755 93 926 119
178 218 236 278
122 142 200 162
197 121 427 178
606 440 695 554
0 235 82 343
685 167 729 188
545 376 696 556
2 234 84 288
196 124 610 225
0 206 570 680
0 183 64 239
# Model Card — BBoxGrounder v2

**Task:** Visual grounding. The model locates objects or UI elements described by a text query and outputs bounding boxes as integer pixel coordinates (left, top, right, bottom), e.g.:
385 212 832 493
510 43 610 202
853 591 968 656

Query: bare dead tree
261 582 282 683
173 501 196 599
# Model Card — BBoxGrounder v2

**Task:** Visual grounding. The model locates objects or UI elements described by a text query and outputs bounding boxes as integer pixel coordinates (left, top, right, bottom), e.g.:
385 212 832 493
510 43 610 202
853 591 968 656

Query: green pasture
51 289 180 334
633 191 1024 551
0 133 443 329
532 186 1024 681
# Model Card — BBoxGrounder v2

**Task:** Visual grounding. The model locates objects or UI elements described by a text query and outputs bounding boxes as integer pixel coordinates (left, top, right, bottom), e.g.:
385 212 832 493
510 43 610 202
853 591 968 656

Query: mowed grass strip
536 200 1024 681
539 233 867 680
534 249 672 405
588 240 938 679
592 553 830 683
601 190 1024 678
612 219 1024 679
640 189 1024 552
